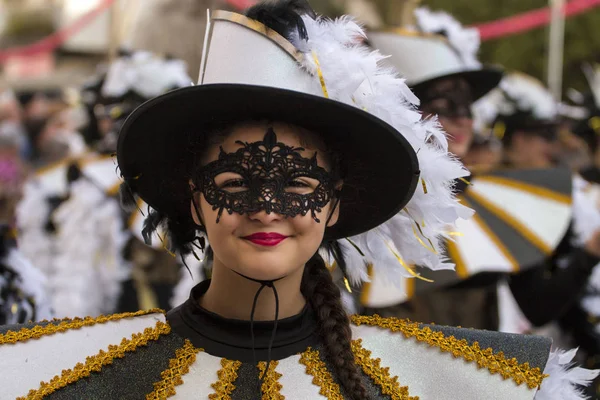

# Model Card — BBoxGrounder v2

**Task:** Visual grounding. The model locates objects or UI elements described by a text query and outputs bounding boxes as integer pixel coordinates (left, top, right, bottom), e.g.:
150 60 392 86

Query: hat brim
411 67 504 102
117 84 420 240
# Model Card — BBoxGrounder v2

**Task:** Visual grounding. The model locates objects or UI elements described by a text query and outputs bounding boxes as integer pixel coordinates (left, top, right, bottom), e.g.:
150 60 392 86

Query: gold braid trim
1 309 165 345
209 358 242 400
351 315 548 389
351 339 418 400
18 320 171 400
258 361 284 400
299 347 343 400
146 340 203 399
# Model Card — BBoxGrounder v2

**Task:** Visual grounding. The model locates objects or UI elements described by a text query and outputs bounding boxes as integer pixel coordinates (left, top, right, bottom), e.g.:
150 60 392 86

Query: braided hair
302 248 368 400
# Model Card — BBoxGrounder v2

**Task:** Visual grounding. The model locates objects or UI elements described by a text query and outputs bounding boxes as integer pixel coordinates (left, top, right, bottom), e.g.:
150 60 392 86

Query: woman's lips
242 232 289 247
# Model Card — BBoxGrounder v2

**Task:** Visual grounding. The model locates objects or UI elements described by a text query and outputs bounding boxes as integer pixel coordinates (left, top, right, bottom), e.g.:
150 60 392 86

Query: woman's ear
326 181 343 228
189 180 204 226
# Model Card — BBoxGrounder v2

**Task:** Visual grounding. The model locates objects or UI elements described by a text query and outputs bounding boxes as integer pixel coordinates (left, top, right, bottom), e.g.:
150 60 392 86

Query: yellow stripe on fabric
474 175 572 205
351 315 548 389
258 361 284 399
0 309 165 345
460 197 520 274
299 347 343 399
351 339 418 400
209 358 242 399
465 190 552 255
19 321 171 400
146 340 203 399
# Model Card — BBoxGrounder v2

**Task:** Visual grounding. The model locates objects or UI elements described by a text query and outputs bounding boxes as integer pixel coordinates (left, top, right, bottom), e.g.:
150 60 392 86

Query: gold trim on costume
18 321 171 400
458 197 520 276
351 315 548 389
299 348 344 399
352 339 418 400
311 50 329 98
209 358 242 399
146 340 203 399
0 309 165 345
474 175 572 205
258 361 284 399
465 190 552 255
213 11 304 63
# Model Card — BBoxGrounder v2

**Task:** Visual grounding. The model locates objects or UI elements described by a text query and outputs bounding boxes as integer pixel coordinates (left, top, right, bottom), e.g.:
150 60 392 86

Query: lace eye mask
194 128 336 223
421 81 474 119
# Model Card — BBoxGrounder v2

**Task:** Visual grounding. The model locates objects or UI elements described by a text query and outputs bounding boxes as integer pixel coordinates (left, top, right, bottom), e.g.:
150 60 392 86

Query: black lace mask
193 128 337 223
420 80 474 119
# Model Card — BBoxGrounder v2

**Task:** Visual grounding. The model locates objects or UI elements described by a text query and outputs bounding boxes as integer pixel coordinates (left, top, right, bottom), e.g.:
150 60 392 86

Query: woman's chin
236 258 298 281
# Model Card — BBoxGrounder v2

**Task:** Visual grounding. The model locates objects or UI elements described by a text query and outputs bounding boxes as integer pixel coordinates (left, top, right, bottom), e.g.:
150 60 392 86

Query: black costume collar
167 280 319 362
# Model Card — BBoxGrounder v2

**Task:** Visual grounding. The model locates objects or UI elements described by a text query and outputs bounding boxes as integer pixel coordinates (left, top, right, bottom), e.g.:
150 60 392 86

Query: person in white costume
16 51 192 318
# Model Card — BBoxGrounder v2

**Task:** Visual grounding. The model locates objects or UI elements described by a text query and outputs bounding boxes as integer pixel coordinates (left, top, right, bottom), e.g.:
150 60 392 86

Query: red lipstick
243 232 288 247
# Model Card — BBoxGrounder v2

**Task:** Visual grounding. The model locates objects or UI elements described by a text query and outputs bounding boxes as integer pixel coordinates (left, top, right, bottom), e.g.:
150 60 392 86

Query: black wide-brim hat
117 11 420 241
368 31 503 102
411 68 504 102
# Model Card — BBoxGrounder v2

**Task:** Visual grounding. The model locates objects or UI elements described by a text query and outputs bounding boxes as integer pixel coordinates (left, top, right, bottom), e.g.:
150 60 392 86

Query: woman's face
420 78 474 159
191 122 340 281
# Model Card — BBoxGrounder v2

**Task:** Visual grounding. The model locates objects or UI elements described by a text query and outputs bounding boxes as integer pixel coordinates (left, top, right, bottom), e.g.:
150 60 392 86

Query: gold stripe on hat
213 11 304 63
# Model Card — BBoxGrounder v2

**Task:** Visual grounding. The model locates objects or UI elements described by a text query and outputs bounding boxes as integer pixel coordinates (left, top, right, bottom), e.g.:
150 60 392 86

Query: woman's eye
287 180 310 188
220 179 248 192
285 179 316 194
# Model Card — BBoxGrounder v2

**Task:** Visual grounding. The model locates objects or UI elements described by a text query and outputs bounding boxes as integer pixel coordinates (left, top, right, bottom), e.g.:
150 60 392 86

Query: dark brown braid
301 253 369 400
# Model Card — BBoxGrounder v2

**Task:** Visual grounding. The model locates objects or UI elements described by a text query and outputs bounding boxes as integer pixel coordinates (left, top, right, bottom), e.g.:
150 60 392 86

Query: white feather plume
51 179 130 318
414 7 482 69
535 348 599 400
16 166 70 281
294 16 470 286
4 248 53 321
473 72 557 133
571 175 600 246
102 51 192 99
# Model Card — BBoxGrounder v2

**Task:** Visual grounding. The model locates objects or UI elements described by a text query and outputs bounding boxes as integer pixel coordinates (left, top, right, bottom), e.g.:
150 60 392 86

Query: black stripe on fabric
45 331 185 400
230 362 262 400
462 192 549 271
484 167 572 196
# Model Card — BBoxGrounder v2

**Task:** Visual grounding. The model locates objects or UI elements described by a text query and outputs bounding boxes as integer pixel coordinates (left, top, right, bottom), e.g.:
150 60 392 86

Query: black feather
245 0 315 42
142 210 165 246
66 162 82 184
119 182 138 212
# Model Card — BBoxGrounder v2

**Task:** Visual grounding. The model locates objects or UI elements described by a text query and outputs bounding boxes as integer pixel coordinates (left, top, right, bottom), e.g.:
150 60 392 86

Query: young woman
0 1 592 399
